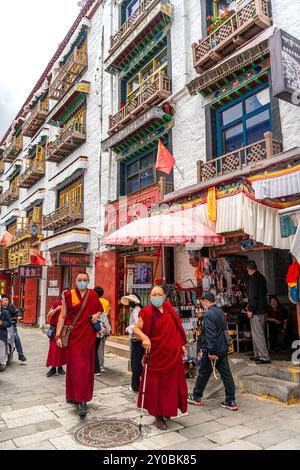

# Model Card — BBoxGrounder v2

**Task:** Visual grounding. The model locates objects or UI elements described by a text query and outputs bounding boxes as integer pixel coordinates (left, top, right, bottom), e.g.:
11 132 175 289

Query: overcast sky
0 0 82 140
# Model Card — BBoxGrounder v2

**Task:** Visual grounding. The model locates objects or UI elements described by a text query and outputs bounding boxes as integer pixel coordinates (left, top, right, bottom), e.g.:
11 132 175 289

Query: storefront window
216 85 271 155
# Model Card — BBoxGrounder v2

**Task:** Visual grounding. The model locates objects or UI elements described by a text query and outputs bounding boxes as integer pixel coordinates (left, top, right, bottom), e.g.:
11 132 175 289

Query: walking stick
139 351 150 433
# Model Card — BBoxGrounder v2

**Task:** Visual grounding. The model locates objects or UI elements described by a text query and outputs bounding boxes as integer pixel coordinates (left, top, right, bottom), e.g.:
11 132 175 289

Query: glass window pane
126 161 139 176
245 88 270 114
156 49 168 70
218 0 238 15
221 102 243 126
127 0 140 18
222 123 244 153
142 64 154 81
127 175 139 194
140 153 153 169
246 110 270 144
140 168 154 189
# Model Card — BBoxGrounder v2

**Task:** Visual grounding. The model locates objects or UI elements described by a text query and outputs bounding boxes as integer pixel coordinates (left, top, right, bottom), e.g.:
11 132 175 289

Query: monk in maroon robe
46 291 68 377
134 286 188 430
56 272 103 417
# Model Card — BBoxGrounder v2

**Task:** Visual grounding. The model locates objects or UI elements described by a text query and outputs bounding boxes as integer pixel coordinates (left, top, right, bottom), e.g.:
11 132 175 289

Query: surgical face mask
77 280 89 290
151 296 164 308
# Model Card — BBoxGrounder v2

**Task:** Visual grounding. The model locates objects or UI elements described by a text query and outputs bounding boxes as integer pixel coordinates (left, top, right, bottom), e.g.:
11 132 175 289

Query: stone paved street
1 327 300 450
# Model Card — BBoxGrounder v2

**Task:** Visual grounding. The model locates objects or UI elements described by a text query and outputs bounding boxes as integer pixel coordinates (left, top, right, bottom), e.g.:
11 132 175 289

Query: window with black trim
121 0 141 25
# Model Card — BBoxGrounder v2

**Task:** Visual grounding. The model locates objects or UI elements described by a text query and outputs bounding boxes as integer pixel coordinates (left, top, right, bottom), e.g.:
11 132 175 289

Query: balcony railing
19 160 45 189
12 224 43 243
192 0 270 73
46 121 86 163
3 136 23 163
110 0 158 52
197 132 282 183
0 185 19 206
42 200 83 231
49 47 87 101
22 100 49 138
109 72 171 134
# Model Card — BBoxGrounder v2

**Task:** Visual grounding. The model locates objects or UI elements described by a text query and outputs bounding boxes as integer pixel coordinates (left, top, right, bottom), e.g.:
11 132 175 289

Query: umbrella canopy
0 231 14 244
102 213 225 247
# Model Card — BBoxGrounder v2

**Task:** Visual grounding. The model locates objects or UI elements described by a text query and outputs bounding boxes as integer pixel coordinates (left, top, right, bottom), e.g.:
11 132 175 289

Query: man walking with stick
134 286 188 431
188 292 238 411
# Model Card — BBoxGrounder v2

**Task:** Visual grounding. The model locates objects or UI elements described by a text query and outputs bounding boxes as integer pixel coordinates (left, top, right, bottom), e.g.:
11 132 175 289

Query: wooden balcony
42 201 83 231
46 122 86 163
0 185 19 206
10 224 43 244
3 136 23 163
49 47 87 101
192 0 270 74
105 0 173 75
19 160 45 189
110 0 159 52
22 100 49 138
109 72 171 135
197 132 282 183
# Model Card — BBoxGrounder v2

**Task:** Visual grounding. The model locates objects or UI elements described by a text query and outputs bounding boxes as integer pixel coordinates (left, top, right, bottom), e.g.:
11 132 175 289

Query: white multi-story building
0 0 299 334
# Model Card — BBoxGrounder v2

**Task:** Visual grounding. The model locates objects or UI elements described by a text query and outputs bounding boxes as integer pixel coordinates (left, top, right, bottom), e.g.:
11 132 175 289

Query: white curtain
252 170 300 200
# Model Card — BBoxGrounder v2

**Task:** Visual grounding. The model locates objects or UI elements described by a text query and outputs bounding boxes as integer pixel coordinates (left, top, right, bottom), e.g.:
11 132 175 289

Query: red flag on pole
156 140 175 175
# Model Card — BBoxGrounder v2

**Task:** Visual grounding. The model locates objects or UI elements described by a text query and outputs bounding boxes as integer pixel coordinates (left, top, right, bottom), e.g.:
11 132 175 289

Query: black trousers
95 337 101 373
131 340 144 392
193 354 236 403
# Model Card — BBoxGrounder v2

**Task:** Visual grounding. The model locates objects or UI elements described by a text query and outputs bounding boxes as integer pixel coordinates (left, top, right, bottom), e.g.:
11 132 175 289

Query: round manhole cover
75 419 141 448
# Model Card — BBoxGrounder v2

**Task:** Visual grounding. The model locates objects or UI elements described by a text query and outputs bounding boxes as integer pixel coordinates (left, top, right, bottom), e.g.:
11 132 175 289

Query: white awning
178 193 294 250
40 228 90 251
251 167 300 200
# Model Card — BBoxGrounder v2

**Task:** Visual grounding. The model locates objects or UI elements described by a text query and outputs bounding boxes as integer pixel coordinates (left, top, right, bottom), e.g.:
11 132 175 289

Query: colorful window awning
47 81 90 126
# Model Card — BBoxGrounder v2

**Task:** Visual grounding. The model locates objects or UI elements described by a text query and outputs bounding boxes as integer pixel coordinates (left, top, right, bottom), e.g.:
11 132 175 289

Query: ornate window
216 85 271 155
126 47 168 102
6 221 17 236
58 179 83 209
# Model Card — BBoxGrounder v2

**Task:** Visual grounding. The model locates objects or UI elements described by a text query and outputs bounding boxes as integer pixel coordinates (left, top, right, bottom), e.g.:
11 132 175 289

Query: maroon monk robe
46 300 67 368
64 288 103 403
137 301 188 417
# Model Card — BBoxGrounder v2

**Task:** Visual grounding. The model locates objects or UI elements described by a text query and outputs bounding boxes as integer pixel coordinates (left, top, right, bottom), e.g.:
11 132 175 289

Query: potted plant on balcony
207 9 234 34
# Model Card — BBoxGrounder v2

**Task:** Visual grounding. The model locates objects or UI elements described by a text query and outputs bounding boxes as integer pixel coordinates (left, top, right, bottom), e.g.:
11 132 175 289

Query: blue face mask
151 296 164 308
77 280 89 290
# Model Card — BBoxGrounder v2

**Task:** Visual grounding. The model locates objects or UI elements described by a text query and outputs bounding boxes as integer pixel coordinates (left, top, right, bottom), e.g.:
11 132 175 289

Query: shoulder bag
61 290 89 348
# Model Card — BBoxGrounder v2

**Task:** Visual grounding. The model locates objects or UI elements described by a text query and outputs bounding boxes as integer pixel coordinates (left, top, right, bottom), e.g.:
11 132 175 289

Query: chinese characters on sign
18 265 43 279
58 253 91 267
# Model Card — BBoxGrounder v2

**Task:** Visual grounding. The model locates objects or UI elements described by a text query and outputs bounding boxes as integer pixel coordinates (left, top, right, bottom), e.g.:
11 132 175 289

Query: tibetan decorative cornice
104 0 173 76
187 40 269 96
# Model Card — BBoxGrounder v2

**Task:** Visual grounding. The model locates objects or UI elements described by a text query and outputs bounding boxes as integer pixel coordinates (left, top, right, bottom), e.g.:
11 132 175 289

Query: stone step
253 364 300 384
105 339 130 359
240 374 300 405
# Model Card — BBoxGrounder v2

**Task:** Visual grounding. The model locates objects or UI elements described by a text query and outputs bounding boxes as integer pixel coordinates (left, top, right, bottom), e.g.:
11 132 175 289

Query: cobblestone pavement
1 327 300 450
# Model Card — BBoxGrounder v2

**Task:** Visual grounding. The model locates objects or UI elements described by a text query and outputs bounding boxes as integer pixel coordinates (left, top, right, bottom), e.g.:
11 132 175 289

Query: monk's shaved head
151 286 165 296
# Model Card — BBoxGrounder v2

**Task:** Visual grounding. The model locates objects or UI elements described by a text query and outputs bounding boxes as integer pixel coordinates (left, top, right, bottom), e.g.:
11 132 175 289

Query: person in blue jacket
188 292 238 411
0 306 12 347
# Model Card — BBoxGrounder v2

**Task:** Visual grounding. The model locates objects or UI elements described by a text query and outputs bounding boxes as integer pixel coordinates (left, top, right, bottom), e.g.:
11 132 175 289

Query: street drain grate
75 419 141 448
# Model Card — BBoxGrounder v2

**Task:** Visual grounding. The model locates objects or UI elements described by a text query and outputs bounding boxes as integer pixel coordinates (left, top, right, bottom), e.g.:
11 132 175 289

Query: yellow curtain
207 187 217 222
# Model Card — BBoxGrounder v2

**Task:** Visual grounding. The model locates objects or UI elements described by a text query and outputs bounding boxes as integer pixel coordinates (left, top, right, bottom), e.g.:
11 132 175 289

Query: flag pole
174 163 184 179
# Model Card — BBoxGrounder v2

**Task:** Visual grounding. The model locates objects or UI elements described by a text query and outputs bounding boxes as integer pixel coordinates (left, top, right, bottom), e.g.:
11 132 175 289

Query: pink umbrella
102 213 225 246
